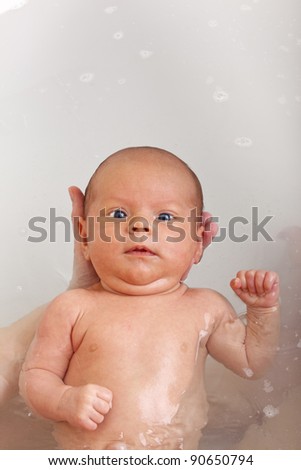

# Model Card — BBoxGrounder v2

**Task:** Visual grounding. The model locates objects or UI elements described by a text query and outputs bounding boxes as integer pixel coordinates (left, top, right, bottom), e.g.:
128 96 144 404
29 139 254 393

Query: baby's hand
59 384 113 431
230 270 279 308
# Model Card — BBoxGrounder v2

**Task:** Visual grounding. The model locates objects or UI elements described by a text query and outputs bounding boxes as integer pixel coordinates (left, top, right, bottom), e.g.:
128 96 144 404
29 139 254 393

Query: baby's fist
230 270 279 308
59 384 113 431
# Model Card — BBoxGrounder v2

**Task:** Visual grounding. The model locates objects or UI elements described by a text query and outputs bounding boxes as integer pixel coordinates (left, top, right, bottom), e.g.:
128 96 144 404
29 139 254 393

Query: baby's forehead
85 148 203 213
93 151 191 184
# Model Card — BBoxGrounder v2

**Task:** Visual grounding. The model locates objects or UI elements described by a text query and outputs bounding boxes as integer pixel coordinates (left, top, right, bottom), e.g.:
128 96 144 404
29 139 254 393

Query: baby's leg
0 306 46 405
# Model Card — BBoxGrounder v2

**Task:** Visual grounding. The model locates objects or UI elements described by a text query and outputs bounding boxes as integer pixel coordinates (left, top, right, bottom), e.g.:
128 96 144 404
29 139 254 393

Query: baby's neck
97 280 187 297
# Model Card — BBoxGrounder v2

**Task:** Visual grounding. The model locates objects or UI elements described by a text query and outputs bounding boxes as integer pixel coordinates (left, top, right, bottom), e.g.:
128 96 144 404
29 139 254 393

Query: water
1 0 300 450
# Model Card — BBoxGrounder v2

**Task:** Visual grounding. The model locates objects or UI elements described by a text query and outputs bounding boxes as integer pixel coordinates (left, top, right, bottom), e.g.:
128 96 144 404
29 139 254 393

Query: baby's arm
19 291 112 431
207 270 280 379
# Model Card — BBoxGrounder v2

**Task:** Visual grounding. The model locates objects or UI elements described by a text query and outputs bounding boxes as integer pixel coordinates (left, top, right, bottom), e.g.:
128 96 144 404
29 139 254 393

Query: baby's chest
74 306 210 365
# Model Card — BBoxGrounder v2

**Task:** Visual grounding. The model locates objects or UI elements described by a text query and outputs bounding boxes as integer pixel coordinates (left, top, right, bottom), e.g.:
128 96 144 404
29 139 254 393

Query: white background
0 0 300 325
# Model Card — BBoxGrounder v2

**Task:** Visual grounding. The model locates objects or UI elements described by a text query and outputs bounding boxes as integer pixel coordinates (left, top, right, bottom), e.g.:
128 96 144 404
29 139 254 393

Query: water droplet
263 380 274 393
113 31 124 40
16 285 23 293
206 76 214 85
242 367 254 378
19 227 28 237
213 88 229 103
241 4 252 11
117 78 126 85
278 95 287 105
0 0 28 14
11 0 28 10
234 136 253 148
139 50 154 59
80 73 95 83
263 405 279 418
297 339 301 348
279 45 289 53
208 20 218 28
104 6 118 14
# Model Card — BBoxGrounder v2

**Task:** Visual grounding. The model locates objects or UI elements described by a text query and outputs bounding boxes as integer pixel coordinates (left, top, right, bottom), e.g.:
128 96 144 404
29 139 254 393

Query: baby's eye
157 213 174 221
108 209 127 219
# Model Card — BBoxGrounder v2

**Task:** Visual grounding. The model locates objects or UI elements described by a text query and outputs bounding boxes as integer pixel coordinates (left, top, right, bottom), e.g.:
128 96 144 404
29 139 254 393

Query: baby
19 147 280 450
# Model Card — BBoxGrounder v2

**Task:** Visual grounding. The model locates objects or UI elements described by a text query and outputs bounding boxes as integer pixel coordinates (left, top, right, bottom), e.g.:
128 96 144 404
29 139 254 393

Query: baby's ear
78 216 90 260
193 225 204 264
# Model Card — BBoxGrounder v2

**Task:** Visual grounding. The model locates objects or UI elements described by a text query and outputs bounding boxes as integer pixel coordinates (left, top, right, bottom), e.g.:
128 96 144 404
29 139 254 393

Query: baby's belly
57 343 208 449
55 370 208 449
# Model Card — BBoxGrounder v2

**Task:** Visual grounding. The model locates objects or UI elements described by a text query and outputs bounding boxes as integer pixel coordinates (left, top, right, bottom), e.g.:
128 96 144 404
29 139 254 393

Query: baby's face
82 153 203 295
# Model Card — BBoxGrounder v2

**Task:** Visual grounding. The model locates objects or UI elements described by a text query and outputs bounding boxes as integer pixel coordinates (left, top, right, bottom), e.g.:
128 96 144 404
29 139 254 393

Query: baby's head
80 146 204 295
84 146 203 218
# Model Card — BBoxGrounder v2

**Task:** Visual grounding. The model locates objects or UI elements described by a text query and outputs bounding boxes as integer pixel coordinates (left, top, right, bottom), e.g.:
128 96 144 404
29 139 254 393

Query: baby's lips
125 245 156 255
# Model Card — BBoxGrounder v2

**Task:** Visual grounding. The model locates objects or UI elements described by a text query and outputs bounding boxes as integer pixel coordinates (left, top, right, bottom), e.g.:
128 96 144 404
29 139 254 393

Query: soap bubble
240 4 252 11
80 73 95 83
213 88 229 103
208 20 218 28
113 31 124 40
263 380 274 393
139 50 154 59
117 78 127 85
278 95 287 105
19 227 28 237
279 45 289 53
234 136 253 148
242 367 254 378
0 0 28 14
263 405 279 418
206 76 214 85
11 0 28 10
104 6 118 14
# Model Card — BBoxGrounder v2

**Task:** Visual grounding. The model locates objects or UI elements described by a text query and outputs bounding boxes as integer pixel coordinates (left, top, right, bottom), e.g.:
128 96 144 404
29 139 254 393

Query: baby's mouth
125 246 156 256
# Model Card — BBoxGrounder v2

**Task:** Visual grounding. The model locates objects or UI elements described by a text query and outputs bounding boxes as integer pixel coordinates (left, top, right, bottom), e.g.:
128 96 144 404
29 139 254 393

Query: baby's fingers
94 395 112 416
231 270 248 292
263 271 279 292
254 270 267 296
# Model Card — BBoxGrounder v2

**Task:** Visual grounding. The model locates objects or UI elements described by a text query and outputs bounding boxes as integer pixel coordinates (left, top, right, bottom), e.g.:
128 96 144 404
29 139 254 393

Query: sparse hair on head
83 146 204 217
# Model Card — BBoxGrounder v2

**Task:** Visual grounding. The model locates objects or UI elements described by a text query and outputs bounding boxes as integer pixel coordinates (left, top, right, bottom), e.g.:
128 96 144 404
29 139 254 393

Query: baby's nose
129 216 150 233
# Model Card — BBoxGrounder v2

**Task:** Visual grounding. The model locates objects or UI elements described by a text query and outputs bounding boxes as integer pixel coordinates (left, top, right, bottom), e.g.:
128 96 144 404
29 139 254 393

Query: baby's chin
100 277 183 296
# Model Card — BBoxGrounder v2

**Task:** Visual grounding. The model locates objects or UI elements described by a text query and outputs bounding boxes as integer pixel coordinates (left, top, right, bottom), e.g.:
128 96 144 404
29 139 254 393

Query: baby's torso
54 285 215 449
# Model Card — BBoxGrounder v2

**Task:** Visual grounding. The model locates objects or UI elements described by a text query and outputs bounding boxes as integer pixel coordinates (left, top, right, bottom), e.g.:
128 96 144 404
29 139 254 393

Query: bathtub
1 0 300 450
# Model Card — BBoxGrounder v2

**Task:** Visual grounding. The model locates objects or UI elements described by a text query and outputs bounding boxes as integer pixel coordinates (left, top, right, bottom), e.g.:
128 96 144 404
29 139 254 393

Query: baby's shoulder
50 288 91 307
187 287 227 302
44 288 93 322
186 287 234 315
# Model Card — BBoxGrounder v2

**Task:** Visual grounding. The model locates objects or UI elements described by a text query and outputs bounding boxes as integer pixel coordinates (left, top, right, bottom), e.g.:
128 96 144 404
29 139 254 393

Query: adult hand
68 187 99 289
